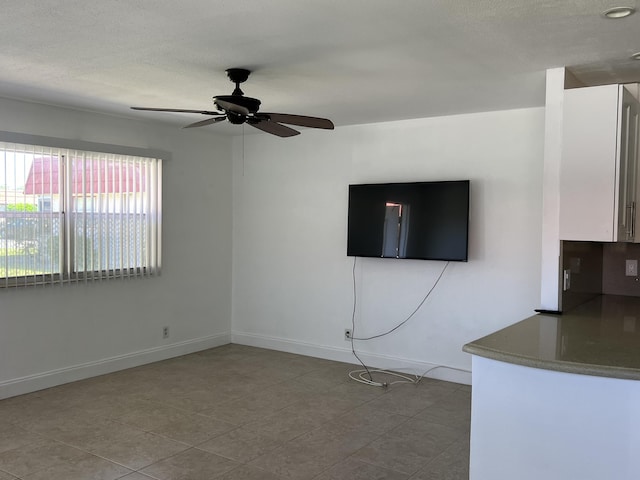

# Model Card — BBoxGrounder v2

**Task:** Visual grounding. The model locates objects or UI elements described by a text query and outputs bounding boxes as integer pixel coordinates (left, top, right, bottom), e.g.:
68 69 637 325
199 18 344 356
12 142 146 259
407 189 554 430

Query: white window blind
0 142 162 287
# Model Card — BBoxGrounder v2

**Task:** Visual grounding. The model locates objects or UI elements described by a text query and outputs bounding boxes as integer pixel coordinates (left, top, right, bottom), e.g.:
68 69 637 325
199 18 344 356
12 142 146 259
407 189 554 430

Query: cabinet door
560 85 620 242
629 92 640 242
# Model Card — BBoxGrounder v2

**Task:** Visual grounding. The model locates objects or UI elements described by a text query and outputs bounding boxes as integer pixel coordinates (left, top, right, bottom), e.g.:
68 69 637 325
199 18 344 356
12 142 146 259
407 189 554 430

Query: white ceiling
1 0 639 134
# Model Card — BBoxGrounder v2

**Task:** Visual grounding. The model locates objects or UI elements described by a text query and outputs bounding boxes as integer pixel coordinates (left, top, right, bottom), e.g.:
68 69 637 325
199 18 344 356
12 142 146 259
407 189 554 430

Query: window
0 142 162 287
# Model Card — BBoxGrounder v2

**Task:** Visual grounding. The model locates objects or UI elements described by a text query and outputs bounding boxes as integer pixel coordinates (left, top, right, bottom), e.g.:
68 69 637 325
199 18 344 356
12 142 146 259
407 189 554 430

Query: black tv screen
347 180 470 261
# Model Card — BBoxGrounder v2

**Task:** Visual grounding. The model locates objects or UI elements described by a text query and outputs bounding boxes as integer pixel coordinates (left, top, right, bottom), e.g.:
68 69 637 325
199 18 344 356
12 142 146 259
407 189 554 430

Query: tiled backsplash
562 241 640 311
562 241 603 311
602 243 640 296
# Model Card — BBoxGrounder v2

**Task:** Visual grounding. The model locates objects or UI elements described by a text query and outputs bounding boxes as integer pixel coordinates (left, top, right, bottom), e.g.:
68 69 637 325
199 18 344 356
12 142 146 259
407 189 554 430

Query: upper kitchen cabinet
560 84 640 242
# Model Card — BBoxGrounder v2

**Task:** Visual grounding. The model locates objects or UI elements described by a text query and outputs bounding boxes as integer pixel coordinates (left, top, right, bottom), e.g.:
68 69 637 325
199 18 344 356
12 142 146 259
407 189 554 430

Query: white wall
232 108 545 383
0 97 233 398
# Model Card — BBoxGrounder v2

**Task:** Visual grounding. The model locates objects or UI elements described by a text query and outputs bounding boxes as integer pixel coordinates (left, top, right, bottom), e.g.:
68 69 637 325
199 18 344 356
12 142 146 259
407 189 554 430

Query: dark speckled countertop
463 295 640 380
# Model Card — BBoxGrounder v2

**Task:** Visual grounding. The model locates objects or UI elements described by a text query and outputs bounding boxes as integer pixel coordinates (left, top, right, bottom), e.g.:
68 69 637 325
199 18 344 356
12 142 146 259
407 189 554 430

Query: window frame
0 131 165 287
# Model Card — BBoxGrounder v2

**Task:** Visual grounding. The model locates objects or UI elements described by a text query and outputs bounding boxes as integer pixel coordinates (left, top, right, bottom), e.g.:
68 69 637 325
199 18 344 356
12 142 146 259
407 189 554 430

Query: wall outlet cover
625 259 638 277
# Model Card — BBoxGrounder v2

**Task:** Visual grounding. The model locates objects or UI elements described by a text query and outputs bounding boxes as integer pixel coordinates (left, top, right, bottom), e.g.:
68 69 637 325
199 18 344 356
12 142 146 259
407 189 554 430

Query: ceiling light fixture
632 52 640 60
602 6 636 18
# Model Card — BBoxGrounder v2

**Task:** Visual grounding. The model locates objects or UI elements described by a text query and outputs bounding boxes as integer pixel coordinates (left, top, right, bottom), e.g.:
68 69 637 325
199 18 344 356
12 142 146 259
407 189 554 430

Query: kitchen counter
463 294 640 380
464 294 640 480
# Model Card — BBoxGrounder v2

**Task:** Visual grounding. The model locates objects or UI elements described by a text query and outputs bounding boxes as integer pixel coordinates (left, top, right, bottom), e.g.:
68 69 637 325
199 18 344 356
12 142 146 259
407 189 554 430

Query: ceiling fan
131 68 334 137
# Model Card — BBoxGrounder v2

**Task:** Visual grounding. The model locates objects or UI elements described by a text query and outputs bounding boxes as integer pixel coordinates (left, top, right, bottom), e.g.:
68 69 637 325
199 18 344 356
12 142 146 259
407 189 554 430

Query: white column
540 67 566 310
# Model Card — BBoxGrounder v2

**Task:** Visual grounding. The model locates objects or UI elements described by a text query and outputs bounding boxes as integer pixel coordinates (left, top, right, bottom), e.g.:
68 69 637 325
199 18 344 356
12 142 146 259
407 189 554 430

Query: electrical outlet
163 326 169 339
344 328 352 340
570 257 581 274
626 259 638 277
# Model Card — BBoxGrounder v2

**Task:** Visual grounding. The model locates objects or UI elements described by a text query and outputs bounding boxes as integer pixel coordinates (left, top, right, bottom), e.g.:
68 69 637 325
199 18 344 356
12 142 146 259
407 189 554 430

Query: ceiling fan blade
248 119 300 138
131 107 220 115
259 113 334 130
183 116 227 129
214 99 250 116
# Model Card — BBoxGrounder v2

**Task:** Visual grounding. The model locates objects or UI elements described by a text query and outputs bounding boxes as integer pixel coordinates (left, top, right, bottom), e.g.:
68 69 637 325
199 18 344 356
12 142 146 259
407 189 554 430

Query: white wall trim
540 67 565 310
0 333 230 400
232 331 471 385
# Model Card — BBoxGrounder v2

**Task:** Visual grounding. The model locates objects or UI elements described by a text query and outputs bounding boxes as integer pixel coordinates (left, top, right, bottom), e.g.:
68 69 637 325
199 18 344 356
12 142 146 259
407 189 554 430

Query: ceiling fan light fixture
602 6 635 18
226 110 247 125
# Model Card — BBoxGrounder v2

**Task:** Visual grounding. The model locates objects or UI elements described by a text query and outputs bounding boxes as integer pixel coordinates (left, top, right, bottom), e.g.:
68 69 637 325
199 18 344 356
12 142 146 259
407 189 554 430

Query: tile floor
0 345 470 479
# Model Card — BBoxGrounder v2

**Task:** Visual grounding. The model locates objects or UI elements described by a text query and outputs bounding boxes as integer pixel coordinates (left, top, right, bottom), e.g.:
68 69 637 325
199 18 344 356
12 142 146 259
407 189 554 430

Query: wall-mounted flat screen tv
347 180 470 261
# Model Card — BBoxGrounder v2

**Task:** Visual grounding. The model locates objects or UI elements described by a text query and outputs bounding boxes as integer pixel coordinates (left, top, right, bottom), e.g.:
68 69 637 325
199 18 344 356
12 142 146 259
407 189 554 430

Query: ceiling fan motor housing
214 95 261 114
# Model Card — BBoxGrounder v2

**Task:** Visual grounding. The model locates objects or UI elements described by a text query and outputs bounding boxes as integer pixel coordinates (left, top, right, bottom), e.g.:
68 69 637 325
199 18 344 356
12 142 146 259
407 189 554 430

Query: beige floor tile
0 346 471 480
288 367 352 391
351 436 440 476
217 464 286 480
20 416 138 447
250 426 377 480
75 420 153 452
196 427 283 462
21 453 132 480
408 438 470 480
111 398 237 444
414 377 461 392
248 355 334 377
0 422 43 454
116 473 157 480
140 447 240 479
328 380 387 403
386 418 461 447
239 409 326 443
84 431 190 470
262 392 364 428
0 439 87 477
149 411 237 445
206 377 266 400
70 395 154 420
0 394 74 426
150 387 239 413
199 388 298 425
413 399 471 433
314 457 410 480
302 361 362 380
248 442 336 480
327 404 411 435
456 384 472 395
295 426 378 461
363 391 434 417
113 401 190 430
242 365 301 385
35 380 132 409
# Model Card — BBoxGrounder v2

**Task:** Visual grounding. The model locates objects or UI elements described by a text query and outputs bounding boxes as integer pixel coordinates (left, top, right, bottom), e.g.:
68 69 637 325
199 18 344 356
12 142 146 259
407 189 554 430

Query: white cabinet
560 84 640 242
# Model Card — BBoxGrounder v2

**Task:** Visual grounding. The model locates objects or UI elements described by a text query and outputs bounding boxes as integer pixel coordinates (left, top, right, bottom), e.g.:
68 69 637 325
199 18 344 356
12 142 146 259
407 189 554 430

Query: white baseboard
232 331 471 385
0 333 231 400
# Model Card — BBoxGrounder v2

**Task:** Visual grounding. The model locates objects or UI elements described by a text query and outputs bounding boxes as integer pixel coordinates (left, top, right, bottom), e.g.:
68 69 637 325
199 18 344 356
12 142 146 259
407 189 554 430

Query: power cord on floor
347 365 471 388
347 257 459 388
